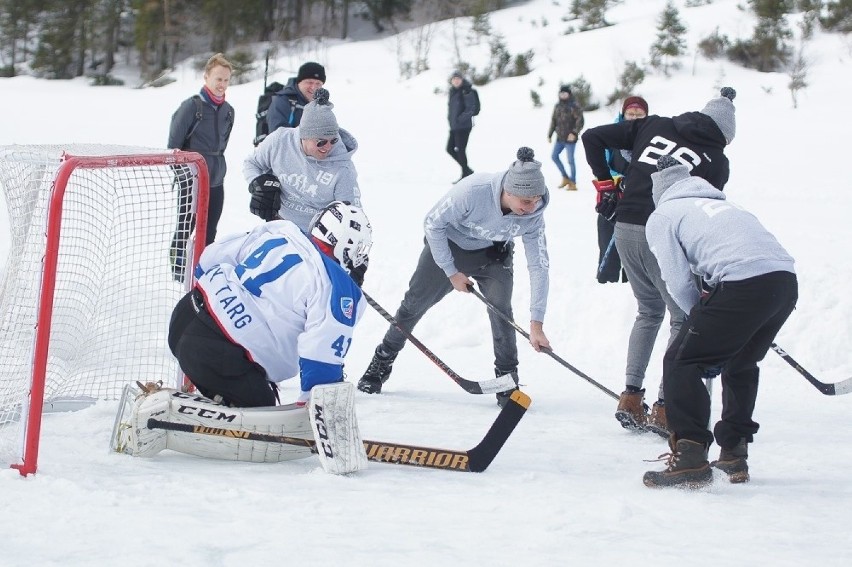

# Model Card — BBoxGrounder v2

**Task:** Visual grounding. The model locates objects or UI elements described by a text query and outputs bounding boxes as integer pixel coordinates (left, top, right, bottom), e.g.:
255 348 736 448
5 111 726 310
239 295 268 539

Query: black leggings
446 128 472 171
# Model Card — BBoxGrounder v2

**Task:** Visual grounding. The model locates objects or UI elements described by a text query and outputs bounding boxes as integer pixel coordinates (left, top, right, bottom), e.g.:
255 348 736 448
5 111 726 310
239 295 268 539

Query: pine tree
649 1 687 76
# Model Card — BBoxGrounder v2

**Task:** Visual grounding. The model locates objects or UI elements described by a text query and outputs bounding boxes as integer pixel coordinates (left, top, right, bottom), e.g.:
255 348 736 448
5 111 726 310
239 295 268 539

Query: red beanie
622 96 649 115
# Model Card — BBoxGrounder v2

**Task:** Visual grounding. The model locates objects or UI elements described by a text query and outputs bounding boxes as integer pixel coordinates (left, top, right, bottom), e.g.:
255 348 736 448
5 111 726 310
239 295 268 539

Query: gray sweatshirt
243 126 361 231
646 169 795 314
424 171 550 322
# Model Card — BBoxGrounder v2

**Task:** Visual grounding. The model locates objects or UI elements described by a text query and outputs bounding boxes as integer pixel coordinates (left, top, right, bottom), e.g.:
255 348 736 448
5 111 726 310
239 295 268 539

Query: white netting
0 144 204 470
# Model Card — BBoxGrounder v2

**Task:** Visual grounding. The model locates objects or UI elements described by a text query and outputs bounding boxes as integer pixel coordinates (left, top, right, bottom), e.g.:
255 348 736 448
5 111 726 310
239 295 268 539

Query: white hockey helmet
309 201 372 269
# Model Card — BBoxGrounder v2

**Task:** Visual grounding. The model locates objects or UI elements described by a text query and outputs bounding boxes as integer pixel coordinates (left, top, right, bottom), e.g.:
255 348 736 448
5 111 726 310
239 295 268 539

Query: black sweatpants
663 271 798 448
168 290 276 407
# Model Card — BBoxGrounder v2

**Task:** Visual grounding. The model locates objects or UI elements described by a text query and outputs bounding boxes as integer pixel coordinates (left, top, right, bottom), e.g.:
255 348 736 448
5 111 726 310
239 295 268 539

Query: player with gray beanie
244 88 362 232
581 87 736 437
642 155 796 488
358 147 552 408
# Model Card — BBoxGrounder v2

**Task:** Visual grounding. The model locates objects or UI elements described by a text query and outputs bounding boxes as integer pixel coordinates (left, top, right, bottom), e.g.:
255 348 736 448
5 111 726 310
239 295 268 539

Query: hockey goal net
0 144 209 475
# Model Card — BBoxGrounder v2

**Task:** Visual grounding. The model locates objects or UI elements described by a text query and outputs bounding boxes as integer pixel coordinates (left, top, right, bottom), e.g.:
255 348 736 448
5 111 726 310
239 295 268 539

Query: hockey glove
701 366 723 379
593 178 620 222
249 174 282 221
347 257 368 287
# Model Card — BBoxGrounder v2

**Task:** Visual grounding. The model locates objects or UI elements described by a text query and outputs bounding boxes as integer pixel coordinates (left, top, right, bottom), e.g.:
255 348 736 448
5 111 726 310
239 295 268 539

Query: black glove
348 257 368 287
486 241 513 264
249 174 282 221
701 366 723 379
596 190 619 222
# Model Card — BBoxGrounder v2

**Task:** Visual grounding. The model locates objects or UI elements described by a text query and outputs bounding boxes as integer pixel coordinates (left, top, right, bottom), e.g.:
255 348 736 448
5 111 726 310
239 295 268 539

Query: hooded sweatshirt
423 172 550 321
243 126 360 231
582 112 729 226
646 165 795 314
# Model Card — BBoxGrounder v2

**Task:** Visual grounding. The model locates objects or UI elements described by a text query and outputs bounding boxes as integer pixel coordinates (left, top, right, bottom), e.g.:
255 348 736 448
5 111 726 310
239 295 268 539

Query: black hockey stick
467 285 620 401
361 290 516 395
147 390 529 472
770 343 852 396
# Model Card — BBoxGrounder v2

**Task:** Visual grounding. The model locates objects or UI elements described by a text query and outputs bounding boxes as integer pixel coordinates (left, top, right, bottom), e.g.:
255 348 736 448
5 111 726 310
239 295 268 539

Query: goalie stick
147 389 530 473
361 290 516 395
770 343 852 396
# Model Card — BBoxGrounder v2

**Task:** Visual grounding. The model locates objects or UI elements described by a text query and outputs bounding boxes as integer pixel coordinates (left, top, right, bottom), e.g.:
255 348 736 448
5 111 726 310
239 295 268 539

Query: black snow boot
643 436 712 489
494 368 520 408
357 345 398 394
711 437 749 483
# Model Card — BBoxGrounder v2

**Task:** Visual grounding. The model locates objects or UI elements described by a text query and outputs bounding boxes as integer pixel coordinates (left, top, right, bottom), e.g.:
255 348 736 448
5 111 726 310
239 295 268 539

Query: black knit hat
297 62 326 83
559 85 572 95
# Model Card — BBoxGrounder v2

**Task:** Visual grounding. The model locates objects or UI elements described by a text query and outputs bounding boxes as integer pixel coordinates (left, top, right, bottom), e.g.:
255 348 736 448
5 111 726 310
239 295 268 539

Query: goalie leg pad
111 384 314 463
309 382 369 474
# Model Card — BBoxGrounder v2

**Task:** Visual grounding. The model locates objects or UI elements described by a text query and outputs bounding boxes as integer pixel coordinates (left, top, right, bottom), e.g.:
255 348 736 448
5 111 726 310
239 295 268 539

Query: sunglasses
315 137 339 148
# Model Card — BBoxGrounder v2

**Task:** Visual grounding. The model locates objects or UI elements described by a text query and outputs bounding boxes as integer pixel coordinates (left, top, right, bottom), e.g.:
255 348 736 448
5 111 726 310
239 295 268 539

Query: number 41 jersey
194 219 364 392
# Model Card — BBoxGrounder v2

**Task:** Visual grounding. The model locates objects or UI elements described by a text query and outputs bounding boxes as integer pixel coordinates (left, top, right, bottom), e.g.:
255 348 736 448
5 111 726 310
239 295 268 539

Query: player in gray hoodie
358 147 551 407
244 88 361 231
642 156 798 489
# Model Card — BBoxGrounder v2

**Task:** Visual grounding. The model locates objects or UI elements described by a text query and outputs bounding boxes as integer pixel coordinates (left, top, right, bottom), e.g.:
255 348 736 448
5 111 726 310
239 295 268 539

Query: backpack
471 88 481 116
253 81 284 147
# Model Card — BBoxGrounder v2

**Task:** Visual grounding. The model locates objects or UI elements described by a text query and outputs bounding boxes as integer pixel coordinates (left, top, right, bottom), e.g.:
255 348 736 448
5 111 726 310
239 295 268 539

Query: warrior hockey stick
770 343 852 396
361 290 516 395
467 285 620 401
147 390 530 472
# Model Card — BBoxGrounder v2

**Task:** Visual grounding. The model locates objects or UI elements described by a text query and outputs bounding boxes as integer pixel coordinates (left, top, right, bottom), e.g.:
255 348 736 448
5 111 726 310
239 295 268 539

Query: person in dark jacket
642 155 797 488
267 62 325 133
596 95 649 284
547 85 585 190
446 70 480 183
168 52 235 281
581 87 736 438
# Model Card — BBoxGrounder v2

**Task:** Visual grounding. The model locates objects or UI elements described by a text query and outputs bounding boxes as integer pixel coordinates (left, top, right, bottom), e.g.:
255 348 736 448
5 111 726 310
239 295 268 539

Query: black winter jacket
168 93 234 187
582 112 729 226
448 80 480 131
267 77 310 132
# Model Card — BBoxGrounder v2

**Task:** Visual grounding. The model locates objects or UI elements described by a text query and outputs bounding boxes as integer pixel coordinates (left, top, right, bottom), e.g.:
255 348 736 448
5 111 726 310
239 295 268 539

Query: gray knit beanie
700 87 737 144
504 147 546 198
651 155 691 205
299 88 339 140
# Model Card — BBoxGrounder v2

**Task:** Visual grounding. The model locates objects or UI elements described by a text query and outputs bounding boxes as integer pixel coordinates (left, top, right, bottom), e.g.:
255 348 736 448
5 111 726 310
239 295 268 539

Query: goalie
113 201 373 474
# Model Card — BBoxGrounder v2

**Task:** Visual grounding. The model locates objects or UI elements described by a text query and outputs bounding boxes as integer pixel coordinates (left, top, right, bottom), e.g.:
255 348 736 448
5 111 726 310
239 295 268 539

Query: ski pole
466 284 619 401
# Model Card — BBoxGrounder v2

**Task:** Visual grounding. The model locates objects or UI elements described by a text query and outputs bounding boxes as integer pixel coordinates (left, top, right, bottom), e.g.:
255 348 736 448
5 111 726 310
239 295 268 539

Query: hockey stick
770 343 852 396
467 285 620 401
361 290 516 395
147 390 530 473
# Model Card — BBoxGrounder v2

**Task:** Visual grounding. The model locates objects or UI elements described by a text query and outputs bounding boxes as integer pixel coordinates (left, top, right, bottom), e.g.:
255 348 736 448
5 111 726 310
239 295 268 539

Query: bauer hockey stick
361 290 517 395
147 390 530 473
467 285 620 401
770 343 852 396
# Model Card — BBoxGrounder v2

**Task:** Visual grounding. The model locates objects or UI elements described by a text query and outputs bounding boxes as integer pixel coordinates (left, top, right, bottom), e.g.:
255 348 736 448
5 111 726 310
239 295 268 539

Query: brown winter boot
645 401 671 439
615 389 647 431
565 180 578 191
558 177 570 188
643 437 712 489
711 438 750 483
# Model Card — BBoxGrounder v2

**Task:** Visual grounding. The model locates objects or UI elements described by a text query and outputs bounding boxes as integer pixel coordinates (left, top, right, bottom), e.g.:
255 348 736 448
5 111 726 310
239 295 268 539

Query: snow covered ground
1 0 850 565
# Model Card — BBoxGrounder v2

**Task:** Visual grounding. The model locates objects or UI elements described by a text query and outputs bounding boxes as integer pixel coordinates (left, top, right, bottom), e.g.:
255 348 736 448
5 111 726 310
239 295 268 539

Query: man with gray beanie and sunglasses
582 87 736 437
357 147 551 408
244 88 362 233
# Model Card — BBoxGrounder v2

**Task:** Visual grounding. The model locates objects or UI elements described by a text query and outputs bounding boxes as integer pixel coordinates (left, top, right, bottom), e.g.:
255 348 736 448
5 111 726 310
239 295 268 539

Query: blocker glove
593 178 620 222
249 174 282 221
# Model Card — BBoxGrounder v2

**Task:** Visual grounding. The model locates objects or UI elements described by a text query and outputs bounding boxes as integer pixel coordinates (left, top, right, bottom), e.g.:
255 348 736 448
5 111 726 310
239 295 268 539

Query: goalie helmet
309 201 372 269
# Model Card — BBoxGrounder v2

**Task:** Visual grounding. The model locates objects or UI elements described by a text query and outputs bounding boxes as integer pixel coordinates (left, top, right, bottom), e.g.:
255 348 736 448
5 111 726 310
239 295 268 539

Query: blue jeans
552 140 576 181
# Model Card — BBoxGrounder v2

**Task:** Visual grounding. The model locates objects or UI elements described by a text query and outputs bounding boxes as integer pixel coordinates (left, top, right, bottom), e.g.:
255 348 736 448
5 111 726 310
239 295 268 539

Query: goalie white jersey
194 220 365 393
